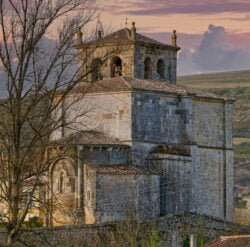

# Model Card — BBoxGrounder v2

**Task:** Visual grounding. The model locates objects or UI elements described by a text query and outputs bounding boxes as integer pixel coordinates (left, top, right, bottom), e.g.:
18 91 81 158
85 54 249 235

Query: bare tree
0 0 120 246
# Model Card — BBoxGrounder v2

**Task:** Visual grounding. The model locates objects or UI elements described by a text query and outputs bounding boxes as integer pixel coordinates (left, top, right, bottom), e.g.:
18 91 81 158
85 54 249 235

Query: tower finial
76 27 83 45
172 30 177 47
131 21 136 41
96 14 104 40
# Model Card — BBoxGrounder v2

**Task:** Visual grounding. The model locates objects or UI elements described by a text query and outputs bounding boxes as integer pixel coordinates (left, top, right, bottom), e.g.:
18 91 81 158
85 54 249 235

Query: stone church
46 21 234 227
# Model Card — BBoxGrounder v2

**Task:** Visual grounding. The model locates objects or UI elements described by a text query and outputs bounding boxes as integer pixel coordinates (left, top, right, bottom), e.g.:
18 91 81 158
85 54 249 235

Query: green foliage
182 236 190 247
235 198 247 209
25 217 43 228
209 87 250 99
145 230 162 247
242 191 250 197
196 220 209 247
234 143 250 160
178 70 250 87
234 129 250 138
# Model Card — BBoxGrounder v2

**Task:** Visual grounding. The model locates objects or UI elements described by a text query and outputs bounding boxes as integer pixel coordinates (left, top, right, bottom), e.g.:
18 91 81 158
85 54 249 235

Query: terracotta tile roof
205 235 250 247
88 165 159 175
149 145 191 157
84 28 173 48
52 131 128 147
74 76 222 99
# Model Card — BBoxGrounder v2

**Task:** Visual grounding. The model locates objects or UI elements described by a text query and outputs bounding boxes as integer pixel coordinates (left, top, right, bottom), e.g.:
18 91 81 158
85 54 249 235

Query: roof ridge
135 32 165 45
73 77 226 100
83 27 174 47
120 76 133 89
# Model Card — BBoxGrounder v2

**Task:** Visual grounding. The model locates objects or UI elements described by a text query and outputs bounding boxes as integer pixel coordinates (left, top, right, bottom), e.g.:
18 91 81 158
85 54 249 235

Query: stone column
223 99 234 221
179 96 193 144
190 234 197 247
76 145 85 224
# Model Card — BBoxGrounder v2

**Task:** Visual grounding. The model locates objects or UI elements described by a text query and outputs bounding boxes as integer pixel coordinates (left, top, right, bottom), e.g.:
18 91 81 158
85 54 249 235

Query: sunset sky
97 0 250 75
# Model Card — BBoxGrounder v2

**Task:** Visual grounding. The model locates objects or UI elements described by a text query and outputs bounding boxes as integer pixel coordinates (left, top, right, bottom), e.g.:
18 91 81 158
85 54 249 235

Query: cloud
124 3 250 15
216 13 250 22
178 24 250 75
0 36 78 98
100 0 250 16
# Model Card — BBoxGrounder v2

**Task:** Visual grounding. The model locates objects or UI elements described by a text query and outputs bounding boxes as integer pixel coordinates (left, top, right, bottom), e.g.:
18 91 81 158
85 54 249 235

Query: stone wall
80 146 130 165
95 174 136 223
136 174 160 220
134 45 177 83
1 212 249 247
95 174 160 223
132 92 182 143
149 153 193 215
77 41 178 83
52 92 132 142
131 92 192 165
192 147 225 219
193 100 225 147
130 94 234 221
192 99 234 221
191 147 234 221
78 43 135 81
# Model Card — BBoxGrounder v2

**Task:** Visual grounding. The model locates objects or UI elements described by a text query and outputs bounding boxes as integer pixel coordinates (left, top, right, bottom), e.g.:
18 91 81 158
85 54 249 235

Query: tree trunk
6 230 15 247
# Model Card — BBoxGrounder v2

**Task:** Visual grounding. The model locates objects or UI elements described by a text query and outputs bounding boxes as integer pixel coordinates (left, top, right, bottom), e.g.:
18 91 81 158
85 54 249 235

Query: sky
97 0 250 75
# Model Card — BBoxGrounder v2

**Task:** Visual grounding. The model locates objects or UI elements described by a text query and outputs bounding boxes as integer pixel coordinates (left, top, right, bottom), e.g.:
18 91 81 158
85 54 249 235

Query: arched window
111 56 122 77
91 58 102 82
157 59 165 79
144 57 152 79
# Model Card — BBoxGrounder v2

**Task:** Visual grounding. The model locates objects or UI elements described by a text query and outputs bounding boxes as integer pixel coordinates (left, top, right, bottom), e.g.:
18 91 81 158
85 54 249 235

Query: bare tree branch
0 0 123 246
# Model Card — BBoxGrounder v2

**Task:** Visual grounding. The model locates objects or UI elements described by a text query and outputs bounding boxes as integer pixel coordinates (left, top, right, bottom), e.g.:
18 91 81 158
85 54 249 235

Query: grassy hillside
178 70 250 188
178 70 250 88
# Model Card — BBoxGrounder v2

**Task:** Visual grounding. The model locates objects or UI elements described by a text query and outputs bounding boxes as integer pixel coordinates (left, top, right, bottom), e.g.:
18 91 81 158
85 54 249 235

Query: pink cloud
100 0 250 15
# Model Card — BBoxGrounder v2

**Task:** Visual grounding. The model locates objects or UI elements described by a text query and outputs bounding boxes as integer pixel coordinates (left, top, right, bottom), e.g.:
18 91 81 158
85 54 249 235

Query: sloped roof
52 131 128 147
88 165 159 175
83 28 173 48
74 76 223 99
204 235 250 247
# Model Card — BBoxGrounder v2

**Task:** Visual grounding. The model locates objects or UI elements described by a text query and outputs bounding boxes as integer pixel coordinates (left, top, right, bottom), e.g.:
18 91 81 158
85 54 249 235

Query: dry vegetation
178 70 250 88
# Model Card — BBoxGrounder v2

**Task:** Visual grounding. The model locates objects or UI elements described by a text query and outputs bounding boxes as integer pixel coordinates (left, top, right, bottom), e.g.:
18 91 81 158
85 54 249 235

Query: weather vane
96 13 104 40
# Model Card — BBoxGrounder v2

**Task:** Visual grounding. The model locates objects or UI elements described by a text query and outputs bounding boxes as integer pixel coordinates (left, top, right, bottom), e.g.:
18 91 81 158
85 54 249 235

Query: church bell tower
76 21 181 84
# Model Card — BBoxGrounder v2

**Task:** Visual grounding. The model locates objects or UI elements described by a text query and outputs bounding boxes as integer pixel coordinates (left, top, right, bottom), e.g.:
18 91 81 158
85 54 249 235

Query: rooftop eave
75 40 134 49
192 95 235 103
76 40 181 52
